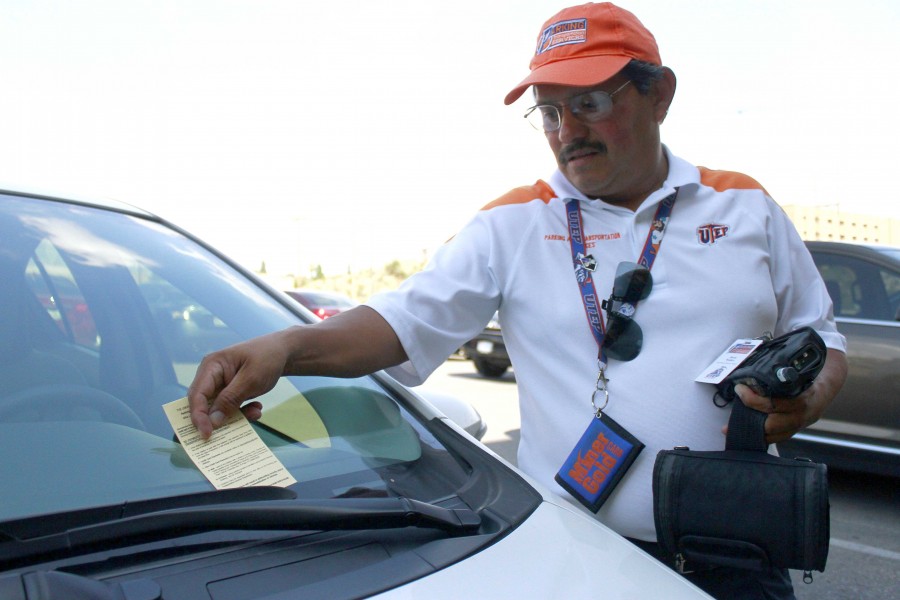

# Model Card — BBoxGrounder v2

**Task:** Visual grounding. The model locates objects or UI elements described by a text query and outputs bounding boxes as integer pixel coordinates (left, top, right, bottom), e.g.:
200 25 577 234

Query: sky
2 0 899 277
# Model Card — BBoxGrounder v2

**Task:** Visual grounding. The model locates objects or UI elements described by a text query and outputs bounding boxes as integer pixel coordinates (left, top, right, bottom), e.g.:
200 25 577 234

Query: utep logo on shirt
536 18 587 54
697 223 730 245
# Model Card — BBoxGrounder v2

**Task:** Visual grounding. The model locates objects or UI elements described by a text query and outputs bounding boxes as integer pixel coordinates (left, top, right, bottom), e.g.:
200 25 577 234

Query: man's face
534 76 667 208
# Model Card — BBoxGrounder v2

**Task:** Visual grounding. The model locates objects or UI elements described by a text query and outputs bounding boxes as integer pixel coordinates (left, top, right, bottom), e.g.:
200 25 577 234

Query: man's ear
653 67 676 124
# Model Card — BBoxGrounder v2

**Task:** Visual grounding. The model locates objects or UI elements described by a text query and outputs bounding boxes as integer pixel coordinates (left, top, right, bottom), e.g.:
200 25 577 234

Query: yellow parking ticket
163 397 297 489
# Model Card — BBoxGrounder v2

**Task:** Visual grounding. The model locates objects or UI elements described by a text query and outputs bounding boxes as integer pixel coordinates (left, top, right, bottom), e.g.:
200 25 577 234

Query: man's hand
725 348 848 444
187 328 296 439
186 307 409 440
732 383 813 444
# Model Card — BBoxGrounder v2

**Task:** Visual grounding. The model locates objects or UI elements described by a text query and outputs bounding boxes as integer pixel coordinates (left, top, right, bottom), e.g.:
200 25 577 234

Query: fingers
240 401 264 423
186 353 265 439
187 357 232 439
187 332 293 439
188 364 262 439
732 383 770 412
732 384 811 445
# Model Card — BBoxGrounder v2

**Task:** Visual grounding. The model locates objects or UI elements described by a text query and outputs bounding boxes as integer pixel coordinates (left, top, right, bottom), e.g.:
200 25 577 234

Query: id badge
555 412 644 512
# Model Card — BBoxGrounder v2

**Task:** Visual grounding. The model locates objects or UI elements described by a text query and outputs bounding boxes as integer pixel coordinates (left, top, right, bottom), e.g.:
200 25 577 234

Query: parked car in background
462 312 511 378
284 288 357 319
0 188 708 599
777 241 900 477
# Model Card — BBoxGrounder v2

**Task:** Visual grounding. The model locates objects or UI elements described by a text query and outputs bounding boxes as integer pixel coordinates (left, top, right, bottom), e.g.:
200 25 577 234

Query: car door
808 245 900 447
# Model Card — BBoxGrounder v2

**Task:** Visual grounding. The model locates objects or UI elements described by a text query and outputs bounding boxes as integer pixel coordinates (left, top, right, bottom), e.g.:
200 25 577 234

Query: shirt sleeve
365 213 503 385
766 197 847 353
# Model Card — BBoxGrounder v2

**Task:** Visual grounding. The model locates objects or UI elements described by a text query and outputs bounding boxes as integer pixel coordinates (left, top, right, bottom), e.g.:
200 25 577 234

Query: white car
0 188 708 599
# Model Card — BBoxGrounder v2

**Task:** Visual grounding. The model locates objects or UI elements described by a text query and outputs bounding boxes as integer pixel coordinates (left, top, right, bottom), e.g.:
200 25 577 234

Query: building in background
783 205 900 246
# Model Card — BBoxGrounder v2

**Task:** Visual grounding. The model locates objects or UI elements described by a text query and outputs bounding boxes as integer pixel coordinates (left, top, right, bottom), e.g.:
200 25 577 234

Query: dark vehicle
285 288 357 319
777 241 900 477
462 312 511 378
0 189 707 599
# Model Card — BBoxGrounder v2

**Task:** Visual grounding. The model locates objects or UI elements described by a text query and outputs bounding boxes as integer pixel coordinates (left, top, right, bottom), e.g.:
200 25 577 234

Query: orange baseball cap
504 2 661 105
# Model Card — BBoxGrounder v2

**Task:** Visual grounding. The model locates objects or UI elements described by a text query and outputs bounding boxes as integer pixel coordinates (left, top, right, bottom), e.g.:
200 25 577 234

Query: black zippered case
652 445 829 572
653 328 830 574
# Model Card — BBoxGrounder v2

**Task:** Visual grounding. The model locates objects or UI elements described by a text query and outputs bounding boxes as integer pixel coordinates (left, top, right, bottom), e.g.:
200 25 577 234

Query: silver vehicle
0 188 708 599
777 241 900 477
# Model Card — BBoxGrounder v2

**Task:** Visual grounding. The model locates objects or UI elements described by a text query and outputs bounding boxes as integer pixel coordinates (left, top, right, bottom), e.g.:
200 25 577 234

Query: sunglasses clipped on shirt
601 261 653 361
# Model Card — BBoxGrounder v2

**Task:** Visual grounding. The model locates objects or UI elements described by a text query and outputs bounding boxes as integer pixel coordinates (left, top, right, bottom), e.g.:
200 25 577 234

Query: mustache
558 141 607 165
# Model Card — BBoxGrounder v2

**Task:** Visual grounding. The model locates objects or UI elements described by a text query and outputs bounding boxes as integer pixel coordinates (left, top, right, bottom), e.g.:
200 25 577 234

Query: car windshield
0 194 470 523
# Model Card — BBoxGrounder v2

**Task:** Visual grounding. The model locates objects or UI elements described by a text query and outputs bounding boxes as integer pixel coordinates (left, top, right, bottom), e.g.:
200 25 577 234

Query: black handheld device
716 327 827 403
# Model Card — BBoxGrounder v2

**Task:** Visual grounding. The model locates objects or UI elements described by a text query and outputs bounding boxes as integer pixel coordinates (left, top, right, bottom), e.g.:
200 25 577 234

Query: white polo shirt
367 148 846 541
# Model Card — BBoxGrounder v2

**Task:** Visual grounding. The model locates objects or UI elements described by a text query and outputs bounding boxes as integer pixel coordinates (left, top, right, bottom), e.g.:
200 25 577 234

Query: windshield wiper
0 486 298 542
0 496 481 567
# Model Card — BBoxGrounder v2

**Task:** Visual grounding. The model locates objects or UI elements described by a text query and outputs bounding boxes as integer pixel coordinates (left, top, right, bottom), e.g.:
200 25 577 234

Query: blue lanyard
566 190 678 361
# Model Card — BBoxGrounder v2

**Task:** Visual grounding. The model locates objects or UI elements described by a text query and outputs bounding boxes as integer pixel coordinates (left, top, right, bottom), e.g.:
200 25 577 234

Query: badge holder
558 195 675 513
555 369 644 512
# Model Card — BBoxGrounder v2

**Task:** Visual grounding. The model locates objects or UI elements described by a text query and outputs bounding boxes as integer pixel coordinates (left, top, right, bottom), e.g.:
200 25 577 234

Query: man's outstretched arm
187 305 407 439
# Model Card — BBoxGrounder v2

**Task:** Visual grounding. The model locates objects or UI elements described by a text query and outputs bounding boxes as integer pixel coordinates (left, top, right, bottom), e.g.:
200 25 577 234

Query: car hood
372 498 710 599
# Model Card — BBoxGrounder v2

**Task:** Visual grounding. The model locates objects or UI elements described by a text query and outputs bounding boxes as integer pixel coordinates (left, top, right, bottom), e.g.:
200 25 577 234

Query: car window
25 240 99 350
812 251 900 321
881 266 900 320
0 196 472 522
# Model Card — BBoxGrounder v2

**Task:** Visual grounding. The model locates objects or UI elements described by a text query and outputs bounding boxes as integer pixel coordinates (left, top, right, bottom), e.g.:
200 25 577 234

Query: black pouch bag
653 331 831 575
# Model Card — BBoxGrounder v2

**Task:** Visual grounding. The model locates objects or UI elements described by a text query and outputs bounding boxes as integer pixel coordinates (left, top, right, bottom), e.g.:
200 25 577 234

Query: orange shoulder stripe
698 167 769 196
480 180 556 211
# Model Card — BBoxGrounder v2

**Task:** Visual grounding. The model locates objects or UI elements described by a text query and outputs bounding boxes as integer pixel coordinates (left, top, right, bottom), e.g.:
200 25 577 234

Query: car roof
804 240 900 266
0 184 154 218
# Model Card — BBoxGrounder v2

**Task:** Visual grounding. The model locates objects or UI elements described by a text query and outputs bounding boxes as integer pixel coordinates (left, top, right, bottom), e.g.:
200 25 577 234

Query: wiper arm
1 497 481 567
0 486 298 542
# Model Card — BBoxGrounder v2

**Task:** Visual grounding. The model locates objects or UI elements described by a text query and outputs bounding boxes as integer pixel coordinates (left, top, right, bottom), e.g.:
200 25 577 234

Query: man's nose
555 107 588 143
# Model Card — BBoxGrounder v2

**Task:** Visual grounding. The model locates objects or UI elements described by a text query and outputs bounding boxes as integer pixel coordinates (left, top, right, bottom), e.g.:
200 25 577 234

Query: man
189 3 847 598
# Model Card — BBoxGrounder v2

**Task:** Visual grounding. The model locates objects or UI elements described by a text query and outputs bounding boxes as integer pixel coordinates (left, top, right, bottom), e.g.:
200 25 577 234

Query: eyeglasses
601 261 652 361
524 81 631 132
